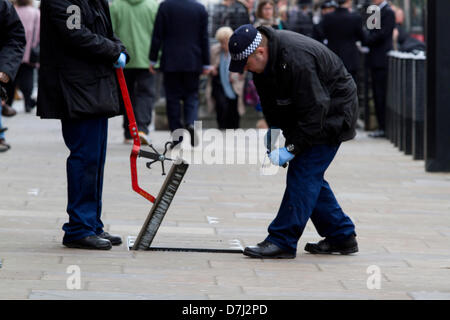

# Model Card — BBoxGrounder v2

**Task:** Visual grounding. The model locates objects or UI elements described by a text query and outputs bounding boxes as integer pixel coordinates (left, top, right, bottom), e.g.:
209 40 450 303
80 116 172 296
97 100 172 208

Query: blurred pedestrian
149 0 210 147
212 0 250 37
37 0 129 250
364 0 395 138
287 0 314 38
229 24 358 258
110 0 159 145
391 5 425 53
208 27 243 129
5 0 40 114
319 0 365 82
254 0 286 29
0 0 26 152
312 0 337 42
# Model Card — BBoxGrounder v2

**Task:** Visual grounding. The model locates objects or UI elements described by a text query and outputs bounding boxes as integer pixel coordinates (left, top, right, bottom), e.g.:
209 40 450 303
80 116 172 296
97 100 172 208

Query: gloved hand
269 147 295 167
264 127 280 153
113 52 127 69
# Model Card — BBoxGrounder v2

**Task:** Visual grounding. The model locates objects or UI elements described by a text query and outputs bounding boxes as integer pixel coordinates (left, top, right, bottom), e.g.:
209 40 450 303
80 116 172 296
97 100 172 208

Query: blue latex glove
269 147 295 167
113 52 127 69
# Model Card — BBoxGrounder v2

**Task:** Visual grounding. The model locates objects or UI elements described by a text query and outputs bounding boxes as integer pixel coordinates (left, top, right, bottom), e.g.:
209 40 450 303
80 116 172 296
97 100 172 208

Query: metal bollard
402 54 415 155
394 52 402 148
386 52 394 141
412 52 426 160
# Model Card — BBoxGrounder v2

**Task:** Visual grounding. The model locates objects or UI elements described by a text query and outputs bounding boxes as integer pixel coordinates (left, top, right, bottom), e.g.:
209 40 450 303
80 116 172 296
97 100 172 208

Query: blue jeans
61 117 108 242
266 144 356 254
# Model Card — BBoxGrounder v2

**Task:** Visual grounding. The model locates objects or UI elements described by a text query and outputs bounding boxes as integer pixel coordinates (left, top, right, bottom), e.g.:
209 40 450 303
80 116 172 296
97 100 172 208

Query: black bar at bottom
131 246 243 254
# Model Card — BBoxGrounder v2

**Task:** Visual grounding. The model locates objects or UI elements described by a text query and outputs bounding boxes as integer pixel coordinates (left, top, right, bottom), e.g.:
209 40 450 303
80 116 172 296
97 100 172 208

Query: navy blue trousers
266 144 356 254
163 72 200 132
61 118 108 242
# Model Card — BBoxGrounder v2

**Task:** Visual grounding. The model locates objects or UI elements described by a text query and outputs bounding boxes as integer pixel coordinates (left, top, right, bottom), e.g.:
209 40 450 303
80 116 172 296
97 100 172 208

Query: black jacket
0 0 26 82
253 27 358 155
37 0 128 120
149 0 209 73
364 4 395 69
320 8 365 74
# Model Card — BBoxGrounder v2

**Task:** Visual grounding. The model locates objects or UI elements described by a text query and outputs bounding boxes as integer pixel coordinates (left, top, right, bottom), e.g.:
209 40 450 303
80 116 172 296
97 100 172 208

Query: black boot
304 235 358 255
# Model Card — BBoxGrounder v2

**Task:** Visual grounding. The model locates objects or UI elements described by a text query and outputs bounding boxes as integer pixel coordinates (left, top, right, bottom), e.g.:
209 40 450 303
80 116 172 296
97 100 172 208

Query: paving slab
1 104 449 299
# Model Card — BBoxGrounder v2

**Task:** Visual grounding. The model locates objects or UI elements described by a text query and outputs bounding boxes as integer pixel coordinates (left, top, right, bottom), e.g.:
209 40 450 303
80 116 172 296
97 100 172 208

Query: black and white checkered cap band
230 32 262 61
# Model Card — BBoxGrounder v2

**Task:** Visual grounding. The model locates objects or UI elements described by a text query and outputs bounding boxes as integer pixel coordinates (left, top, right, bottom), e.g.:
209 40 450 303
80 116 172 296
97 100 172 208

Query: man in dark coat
149 0 210 146
364 0 395 138
287 0 315 38
229 25 358 258
38 0 129 250
318 0 365 82
0 0 26 152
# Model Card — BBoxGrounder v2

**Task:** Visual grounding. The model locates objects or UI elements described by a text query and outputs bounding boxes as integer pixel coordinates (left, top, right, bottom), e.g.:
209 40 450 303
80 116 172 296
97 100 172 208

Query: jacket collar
256 26 279 76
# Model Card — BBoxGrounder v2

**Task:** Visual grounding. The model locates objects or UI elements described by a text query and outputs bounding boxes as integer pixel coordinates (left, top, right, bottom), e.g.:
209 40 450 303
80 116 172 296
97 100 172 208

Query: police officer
364 0 395 138
0 0 26 152
229 24 358 258
319 0 365 83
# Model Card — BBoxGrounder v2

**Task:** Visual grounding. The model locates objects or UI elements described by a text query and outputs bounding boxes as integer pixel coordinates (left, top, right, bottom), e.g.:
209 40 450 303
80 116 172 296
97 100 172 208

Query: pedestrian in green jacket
110 0 159 145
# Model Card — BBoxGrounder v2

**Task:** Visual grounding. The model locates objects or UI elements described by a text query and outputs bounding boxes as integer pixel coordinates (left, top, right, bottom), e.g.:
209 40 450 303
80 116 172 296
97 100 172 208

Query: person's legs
309 179 356 241
0 101 8 152
181 72 200 128
2 79 17 117
211 77 228 129
371 67 388 132
226 97 240 129
265 144 341 254
163 72 183 132
61 117 108 243
16 64 35 112
133 70 155 135
94 118 108 235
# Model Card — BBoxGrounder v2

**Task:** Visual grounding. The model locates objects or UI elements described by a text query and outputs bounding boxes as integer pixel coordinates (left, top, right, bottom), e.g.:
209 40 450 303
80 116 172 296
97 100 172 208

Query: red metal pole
115 68 156 203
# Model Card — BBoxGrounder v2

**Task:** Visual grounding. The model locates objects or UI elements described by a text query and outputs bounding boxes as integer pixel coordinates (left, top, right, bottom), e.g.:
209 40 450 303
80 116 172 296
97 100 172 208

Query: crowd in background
0 0 426 152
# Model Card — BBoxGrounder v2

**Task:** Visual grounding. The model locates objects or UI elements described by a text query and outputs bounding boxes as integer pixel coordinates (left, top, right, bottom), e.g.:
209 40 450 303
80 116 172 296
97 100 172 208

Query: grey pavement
1 101 449 300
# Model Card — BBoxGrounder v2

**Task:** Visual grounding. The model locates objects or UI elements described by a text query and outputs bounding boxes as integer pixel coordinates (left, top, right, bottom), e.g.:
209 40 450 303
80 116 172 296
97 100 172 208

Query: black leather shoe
98 232 122 246
244 240 296 259
304 235 358 255
63 235 112 250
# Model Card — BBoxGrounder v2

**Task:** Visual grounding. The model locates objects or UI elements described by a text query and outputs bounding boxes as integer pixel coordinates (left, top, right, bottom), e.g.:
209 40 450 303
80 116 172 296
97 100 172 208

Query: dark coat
0 0 26 82
149 0 209 73
253 27 358 155
320 7 365 74
287 9 314 38
364 4 395 69
37 0 128 120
